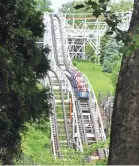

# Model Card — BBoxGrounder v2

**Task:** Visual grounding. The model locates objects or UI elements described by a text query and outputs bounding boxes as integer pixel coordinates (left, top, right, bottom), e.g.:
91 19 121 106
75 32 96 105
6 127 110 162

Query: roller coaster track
44 13 107 160
47 73 60 157
48 69 73 157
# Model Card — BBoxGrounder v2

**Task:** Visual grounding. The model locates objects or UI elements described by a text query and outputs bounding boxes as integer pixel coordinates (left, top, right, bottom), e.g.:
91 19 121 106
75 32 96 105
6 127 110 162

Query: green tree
59 1 90 13
109 0 133 12
100 36 123 73
35 0 52 12
0 0 50 164
60 0 133 14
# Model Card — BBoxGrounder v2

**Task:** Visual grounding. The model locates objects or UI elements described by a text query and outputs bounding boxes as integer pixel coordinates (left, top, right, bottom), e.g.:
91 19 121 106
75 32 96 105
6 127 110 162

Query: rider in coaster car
77 84 82 90
81 85 88 92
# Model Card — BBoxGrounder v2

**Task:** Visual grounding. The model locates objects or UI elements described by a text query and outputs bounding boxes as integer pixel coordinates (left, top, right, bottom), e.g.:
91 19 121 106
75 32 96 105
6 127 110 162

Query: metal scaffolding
61 11 132 59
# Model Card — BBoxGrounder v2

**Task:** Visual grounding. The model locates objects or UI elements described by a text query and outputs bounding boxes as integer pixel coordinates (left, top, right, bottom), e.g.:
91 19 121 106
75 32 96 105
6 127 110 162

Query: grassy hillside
73 60 114 96
20 122 53 164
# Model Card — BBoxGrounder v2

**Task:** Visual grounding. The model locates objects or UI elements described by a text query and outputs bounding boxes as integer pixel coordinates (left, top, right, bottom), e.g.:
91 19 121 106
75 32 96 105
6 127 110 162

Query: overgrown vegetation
19 121 109 165
59 0 133 13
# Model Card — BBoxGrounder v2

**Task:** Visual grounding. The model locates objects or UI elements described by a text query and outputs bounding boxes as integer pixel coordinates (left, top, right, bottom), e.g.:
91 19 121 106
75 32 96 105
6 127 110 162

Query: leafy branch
74 0 139 56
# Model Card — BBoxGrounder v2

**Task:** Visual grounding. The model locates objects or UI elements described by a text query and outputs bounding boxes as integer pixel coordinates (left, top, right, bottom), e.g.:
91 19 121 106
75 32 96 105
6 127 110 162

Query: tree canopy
59 1 89 13
109 0 133 12
100 35 123 73
35 0 52 12
59 0 133 13
0 0 51 164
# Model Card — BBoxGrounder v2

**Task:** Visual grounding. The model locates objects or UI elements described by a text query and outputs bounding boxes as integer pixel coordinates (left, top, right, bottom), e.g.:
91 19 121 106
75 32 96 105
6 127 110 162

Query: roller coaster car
77 85 89 99
70 69 89 99
77 90 89 99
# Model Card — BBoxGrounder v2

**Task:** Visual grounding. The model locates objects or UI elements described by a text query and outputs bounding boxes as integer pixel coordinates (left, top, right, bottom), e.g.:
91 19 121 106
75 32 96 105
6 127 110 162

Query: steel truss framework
61 11 132 59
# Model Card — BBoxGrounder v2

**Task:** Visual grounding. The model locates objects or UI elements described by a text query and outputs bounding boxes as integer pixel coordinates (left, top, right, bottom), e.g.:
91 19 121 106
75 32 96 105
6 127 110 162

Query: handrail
55 14 72 72
52 65 83 152
46 77 57 158
42 76 57 157
47 73 60 158
71 93 83 152
49 14 60 66
53 13 106 147
51 69 70 147
83 74 106 141
49 14 83 152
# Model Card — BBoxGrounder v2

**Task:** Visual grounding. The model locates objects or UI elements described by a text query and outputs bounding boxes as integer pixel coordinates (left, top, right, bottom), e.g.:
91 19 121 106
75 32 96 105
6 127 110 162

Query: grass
20 122 86 165
73 60 114 97
20 122 55 165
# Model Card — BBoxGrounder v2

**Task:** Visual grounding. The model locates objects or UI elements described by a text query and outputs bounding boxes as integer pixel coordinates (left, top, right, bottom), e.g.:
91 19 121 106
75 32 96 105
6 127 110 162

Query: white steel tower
61 11 132 59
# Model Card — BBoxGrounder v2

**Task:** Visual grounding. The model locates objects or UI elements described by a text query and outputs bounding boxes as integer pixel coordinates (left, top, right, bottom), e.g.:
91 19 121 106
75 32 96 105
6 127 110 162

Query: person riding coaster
70 69 89 98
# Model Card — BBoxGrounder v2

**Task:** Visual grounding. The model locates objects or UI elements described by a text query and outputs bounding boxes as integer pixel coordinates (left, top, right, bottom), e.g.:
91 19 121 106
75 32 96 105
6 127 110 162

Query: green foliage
103 60 113 73
59 1 91 13
0 0 51 164
19 123 85 165
19 122 53 165
110 62 121 87
35 0 52 12
94 158 108 165
99 35 122 87
109 0 133 12
19 122 109 165
85 44 96 62
99 35 123 73
60 0 133 15
83 137 110 165
72 61 77 66
74 4 85 10
120 29 139 56
90 55 99 63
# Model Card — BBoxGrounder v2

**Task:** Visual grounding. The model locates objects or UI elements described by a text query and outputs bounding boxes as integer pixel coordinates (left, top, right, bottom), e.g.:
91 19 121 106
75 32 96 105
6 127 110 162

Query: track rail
47 74 60 158
43 13 83 157
49 13 107 159
43 12 107 160
52 64 83 152
48 70 71 157
50 14 85 152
